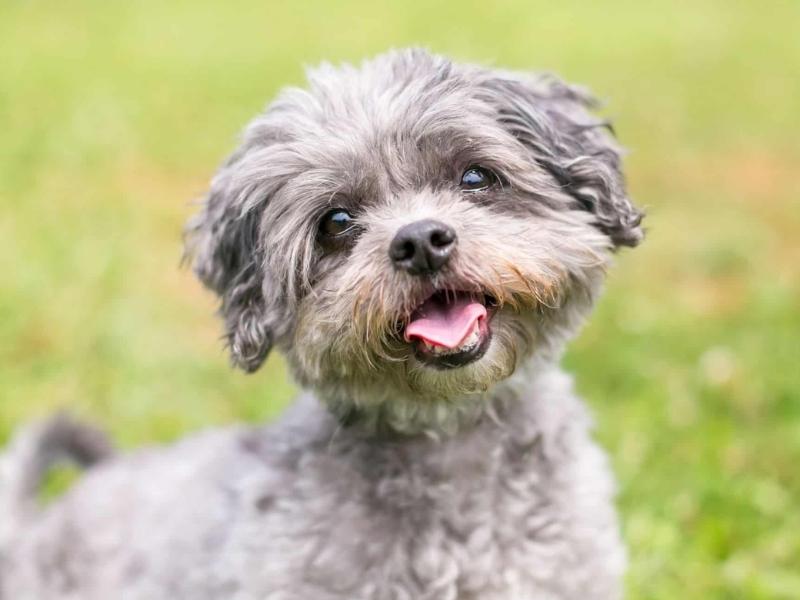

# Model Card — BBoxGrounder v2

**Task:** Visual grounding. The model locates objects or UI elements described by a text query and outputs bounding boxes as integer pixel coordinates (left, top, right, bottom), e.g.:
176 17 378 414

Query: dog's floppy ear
185 147 277 373
481 73 643 247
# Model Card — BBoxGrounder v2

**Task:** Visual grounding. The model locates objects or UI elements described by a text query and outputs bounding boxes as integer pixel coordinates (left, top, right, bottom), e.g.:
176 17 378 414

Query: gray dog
0 49 643 599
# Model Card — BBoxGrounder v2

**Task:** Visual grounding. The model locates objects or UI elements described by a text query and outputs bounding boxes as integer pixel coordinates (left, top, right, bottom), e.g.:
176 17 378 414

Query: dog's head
186 49 642 432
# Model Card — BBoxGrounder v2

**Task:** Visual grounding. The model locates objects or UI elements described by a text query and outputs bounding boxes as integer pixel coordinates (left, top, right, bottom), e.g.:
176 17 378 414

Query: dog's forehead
258 65 523 212
303 50 479 126
274 56 501 162
253 51 565 226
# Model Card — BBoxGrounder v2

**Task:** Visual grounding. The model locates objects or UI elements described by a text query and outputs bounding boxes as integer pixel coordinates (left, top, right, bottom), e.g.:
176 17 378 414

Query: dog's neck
323 355 563 440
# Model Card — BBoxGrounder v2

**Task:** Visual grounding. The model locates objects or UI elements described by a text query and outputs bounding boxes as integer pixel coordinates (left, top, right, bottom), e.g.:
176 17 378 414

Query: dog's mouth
403 291 496 369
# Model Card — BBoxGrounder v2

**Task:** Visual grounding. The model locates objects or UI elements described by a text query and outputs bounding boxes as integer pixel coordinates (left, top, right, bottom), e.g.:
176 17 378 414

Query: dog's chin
405 335 515 402
300 307 523 433
403 307 521 402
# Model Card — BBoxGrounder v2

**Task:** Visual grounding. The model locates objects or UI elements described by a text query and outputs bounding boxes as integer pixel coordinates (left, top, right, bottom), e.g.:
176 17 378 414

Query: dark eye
319 209 356 238
460 166 495 191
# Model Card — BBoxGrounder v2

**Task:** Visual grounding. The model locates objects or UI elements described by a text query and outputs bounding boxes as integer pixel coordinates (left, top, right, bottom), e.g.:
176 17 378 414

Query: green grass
1 1 798 597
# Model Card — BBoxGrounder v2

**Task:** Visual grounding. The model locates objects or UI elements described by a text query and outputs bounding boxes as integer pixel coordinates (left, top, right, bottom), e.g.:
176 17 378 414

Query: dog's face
187 50 642 431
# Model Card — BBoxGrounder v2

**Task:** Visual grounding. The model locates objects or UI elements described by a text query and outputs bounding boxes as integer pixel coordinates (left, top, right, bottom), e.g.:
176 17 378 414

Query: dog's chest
225 400 623 600
273 436 580 599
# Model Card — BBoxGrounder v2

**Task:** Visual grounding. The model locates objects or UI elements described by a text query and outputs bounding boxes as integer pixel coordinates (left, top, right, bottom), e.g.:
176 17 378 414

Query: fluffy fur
0 49 642 599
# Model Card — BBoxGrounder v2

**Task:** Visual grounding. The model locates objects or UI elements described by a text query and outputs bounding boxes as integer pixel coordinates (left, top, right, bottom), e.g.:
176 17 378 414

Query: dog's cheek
288 261 381 386
452 206 611 359
454 208 590 307
288 290 341 385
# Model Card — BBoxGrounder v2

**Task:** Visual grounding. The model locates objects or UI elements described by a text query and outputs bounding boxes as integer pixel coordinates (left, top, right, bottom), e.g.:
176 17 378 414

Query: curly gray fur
1 49 642 599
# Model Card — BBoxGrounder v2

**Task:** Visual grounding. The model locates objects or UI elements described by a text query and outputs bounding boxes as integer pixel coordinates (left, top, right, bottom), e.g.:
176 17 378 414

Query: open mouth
404 291 496 369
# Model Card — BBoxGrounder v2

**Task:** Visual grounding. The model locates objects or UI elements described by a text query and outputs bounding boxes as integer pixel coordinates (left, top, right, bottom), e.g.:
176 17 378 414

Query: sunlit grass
1 1 798 597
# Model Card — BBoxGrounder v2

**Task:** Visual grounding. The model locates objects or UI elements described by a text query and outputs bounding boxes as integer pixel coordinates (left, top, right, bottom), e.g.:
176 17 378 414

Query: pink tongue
405 296 487 349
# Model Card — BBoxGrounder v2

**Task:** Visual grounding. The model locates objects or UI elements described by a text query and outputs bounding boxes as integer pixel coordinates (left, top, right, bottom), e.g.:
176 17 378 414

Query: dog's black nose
389 219 456 276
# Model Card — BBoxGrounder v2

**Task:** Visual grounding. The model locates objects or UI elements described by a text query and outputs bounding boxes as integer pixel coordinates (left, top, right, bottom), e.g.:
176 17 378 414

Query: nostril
429 229 454 248
390 238 416 262
398 240 415 260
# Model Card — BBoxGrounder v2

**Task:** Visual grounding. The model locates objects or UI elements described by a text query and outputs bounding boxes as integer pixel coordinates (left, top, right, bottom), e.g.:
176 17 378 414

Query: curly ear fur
185 153 274 373
481 74 644 247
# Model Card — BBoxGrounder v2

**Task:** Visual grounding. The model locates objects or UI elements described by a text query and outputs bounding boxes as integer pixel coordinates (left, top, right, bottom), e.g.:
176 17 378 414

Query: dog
0 49 643 599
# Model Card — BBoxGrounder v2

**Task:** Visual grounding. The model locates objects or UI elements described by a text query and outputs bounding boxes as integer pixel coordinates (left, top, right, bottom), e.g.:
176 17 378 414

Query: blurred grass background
1 0 798 597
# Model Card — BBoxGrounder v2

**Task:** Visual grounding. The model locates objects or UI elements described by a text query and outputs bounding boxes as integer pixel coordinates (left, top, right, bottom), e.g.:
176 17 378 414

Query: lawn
1 1 798 597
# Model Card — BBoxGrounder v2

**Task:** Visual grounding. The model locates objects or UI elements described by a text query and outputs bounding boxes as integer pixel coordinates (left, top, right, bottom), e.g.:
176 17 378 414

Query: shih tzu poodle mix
0 49 643 599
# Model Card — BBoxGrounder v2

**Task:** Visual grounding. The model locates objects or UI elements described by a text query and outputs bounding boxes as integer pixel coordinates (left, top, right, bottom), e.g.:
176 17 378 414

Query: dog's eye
460 166 496 191
319 209 356 238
